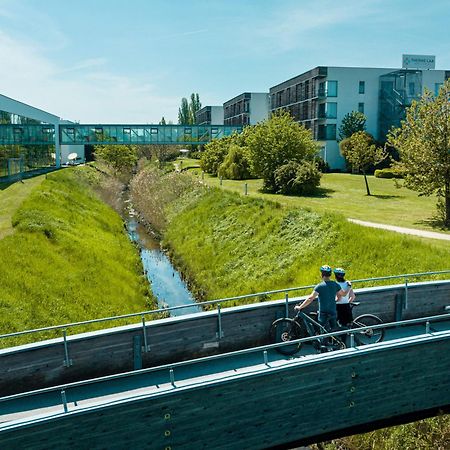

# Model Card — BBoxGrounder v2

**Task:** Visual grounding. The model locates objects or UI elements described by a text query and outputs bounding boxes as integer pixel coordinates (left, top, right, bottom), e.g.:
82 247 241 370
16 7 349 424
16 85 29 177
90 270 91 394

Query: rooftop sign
402 54 435 70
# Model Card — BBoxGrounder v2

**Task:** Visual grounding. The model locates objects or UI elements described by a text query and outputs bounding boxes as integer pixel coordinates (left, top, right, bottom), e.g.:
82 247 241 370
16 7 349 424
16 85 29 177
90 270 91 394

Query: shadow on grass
260 186 336 198
0 182 14 191
415 216 450 232
307 187 335 198
371 194 402 199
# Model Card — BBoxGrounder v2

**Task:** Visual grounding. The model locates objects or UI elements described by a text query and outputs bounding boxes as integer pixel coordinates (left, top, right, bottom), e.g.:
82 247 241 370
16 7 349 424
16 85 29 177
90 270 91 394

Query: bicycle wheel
352 314 385 345
270 318 305 355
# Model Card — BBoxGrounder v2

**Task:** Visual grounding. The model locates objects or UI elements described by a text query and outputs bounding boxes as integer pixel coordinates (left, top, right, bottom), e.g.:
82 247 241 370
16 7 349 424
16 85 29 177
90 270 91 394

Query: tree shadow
415 217 450 232
371 194 402 199
305 187 335 198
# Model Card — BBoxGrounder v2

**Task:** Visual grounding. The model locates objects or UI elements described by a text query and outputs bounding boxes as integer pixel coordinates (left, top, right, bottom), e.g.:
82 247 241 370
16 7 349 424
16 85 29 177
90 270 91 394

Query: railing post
62 329 72 367
285 293 289 318
142 315 150 352
170 368 175 387
263 350 269 366
61 390 68 413
425 321 430 334
349 333 355 348
404 277 409 309
216 305 224 339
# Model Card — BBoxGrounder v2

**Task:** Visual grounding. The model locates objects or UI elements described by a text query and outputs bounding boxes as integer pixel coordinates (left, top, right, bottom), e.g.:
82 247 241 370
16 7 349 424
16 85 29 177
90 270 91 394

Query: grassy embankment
0 169 154 347
158 183 450 303
186 163 448 233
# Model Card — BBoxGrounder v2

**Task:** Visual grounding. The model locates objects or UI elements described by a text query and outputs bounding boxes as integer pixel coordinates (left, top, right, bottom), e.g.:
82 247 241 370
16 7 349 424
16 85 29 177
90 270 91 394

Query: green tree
189 93 202 124
245 111 319 192
340 131 387 196
95 145 138 174
217 144 251 180
200 135 235 176
338 111 367 141
388 80 450 226
178 98 190 124
178 93 202 124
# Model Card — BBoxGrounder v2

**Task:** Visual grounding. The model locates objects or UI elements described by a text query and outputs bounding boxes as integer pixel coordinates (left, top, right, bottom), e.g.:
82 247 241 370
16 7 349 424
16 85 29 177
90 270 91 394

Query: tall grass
0 169 154 348
162 188 450 303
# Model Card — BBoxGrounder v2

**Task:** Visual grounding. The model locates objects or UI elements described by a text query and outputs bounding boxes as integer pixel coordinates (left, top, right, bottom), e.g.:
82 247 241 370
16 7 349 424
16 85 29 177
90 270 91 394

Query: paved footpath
348 218 450 241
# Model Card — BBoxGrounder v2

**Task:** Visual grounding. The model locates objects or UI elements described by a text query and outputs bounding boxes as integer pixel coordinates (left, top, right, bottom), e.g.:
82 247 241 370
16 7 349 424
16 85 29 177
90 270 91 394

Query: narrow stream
126 212 201 317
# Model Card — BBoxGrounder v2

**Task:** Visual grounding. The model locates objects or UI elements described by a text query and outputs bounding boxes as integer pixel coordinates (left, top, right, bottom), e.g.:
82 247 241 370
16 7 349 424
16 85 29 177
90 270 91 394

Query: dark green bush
374 168 404 179
218 144 252 180
274 161 321 195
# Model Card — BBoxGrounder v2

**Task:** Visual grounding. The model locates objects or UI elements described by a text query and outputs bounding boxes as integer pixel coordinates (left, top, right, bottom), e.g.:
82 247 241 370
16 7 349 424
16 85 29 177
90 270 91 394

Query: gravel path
348 218 450 241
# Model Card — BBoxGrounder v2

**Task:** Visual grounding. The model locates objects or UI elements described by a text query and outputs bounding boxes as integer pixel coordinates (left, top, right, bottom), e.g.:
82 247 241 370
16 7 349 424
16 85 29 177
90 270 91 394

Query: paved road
348 218 450 241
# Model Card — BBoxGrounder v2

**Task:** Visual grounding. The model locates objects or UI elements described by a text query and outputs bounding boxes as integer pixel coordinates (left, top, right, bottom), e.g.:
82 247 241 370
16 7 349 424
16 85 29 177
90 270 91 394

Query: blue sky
0 0 448 123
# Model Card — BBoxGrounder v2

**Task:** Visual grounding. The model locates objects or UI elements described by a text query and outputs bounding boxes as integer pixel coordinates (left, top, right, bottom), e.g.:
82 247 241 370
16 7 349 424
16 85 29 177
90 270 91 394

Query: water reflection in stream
127 217 201 317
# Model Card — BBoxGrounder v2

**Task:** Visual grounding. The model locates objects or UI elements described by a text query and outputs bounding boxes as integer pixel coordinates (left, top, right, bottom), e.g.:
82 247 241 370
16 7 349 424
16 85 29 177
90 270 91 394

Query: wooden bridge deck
1 319 450 449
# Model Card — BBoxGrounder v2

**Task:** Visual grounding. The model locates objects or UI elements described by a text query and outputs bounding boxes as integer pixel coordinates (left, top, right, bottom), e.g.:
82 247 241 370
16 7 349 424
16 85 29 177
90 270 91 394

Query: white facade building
195 106 224 125
270 66 449 169
223 92 270 126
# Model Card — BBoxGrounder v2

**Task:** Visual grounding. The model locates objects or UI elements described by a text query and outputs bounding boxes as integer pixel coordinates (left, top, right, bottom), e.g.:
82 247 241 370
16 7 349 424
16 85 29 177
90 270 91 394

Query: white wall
210 106 224 125
422 70 447 94
249 93 270 124
324 67 395 169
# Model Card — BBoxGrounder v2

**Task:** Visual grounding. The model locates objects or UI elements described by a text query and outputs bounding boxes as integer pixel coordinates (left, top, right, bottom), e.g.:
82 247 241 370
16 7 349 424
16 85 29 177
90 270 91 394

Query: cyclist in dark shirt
294 265 347 331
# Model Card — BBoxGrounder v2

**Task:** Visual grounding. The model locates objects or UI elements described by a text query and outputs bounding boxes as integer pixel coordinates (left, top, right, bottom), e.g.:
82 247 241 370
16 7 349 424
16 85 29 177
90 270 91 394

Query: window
359 81 365 94
434 83 443 96
318 124 336 140
318 82 326 97
326 80 338 97
325 102 337 118
184 127 192 134
123 128 131 134
150 128 158 134
326 124 336 140
358 102 365 113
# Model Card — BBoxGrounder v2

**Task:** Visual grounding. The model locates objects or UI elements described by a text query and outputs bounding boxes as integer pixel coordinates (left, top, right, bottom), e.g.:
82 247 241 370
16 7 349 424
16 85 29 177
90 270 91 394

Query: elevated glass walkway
0 124 243 146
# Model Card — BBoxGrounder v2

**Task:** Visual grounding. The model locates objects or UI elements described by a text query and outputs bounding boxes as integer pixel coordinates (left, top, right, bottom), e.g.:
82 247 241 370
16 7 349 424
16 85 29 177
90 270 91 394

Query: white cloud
0 30 180 123
249 0 383 53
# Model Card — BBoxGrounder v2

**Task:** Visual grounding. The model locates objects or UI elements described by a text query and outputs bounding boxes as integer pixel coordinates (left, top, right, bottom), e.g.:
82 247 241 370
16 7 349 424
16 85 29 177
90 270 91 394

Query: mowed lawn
187 168 447 233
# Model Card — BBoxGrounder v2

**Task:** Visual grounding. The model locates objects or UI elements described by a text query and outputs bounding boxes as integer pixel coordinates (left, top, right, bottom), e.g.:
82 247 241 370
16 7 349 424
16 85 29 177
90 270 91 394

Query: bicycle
269 302 385 356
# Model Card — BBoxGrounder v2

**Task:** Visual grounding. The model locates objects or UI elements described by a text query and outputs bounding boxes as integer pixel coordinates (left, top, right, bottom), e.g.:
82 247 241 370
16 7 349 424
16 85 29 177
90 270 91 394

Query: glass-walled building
0 109 54 178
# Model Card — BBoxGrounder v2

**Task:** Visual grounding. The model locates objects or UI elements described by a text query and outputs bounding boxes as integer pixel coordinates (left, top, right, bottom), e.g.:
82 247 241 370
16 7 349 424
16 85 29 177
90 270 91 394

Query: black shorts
337 303 353 326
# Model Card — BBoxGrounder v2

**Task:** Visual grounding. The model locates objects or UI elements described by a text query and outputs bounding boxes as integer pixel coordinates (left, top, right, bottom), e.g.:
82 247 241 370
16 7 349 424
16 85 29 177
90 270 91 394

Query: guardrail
1 312 450 414
1 270 450 349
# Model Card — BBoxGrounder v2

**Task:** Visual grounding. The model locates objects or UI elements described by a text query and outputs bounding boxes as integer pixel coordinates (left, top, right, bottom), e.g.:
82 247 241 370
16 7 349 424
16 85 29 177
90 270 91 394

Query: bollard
244 183 248 195
201 171 204 180
220 176 223 186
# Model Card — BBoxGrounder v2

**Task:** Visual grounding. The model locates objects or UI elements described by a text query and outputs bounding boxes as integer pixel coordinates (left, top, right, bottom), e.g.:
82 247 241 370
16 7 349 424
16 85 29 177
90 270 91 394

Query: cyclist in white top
333 267 355 326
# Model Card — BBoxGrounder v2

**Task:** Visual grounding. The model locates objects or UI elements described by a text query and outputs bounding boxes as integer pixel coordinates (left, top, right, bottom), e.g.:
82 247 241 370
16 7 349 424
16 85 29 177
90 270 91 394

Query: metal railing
1 270 450 349
1 312 450 414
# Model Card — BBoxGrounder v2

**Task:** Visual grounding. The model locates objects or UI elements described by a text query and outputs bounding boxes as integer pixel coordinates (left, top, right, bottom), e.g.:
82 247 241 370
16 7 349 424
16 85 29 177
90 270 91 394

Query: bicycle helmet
320 264 332 275
333 267 346 275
